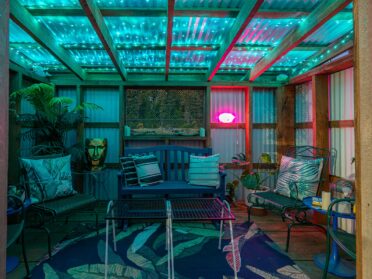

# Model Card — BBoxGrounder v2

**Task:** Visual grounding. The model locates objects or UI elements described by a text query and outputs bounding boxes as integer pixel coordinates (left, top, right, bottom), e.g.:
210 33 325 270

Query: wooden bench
118 145 226 200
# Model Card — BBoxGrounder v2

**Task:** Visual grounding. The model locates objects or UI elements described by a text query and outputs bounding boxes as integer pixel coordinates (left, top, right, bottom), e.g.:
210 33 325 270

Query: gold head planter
85 138 108 171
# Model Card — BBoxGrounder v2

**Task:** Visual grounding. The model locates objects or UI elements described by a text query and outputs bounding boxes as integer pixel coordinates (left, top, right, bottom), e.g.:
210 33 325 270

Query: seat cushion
32 194 96 215
122 181 220 195
250 191 306 210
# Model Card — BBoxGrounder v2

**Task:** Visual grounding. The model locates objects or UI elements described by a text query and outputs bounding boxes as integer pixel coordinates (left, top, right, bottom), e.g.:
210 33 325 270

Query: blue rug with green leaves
31 222 310 278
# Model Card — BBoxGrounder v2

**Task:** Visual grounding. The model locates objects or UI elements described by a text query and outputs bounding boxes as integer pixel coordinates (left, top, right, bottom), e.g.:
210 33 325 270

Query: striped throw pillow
119 156 139 186
188 154 220 187
133 155 163 186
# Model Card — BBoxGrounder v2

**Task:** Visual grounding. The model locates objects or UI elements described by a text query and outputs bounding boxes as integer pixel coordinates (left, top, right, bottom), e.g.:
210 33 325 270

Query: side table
72 168 110 200
303 197 355 278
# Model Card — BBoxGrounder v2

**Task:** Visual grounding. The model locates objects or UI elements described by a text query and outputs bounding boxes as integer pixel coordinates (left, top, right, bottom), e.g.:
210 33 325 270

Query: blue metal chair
322 198 356 279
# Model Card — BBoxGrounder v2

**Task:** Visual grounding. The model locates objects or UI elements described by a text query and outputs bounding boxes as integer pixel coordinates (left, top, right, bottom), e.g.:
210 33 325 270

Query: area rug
31 222 310 279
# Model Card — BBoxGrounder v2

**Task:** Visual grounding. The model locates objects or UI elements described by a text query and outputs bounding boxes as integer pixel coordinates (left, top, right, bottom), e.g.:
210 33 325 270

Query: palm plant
10 83 102 151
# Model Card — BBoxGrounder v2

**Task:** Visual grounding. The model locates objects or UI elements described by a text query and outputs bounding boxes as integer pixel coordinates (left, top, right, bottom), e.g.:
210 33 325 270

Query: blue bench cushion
122 181 220 195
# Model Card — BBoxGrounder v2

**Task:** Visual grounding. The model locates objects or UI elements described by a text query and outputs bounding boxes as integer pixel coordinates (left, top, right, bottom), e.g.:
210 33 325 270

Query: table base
6 256 19 273
314 253 355 278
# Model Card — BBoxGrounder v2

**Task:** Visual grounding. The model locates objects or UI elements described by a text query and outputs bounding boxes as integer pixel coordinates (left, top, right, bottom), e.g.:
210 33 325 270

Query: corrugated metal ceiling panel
173 17 235 45
303 18 353 45
237 18 300 46
171 50 217 68
261 0 322 11
175 0 244 9
35 16 101 44
221 50 265 68
273 50 317 67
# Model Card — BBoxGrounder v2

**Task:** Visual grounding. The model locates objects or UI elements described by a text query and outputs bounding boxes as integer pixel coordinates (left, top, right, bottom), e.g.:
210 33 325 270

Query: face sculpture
85 138 108 170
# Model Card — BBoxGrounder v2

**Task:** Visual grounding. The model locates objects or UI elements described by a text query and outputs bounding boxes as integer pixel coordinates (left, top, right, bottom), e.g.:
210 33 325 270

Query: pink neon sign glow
218 113 236 123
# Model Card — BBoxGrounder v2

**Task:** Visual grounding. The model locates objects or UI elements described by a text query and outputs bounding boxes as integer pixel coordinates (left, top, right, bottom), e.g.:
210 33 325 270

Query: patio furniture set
8 144 355 278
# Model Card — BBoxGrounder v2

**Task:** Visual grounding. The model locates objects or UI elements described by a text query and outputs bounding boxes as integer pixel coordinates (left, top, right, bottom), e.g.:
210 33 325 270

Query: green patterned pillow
288 158 324 200
21 155 76 202
274 155 295 197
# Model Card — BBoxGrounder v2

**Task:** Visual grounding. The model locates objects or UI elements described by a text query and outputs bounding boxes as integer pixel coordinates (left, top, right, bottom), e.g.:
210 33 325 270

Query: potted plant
10 83 102 157
230 153 272 215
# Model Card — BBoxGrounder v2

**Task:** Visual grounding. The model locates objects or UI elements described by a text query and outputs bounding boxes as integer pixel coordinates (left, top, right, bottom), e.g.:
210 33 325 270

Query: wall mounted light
218 112 236 123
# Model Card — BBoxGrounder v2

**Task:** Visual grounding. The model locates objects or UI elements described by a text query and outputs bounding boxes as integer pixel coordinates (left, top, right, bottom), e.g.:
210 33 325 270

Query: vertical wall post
276 85 295 162
75 85 84 192
245 87 252 162
8 71 22 184
205 86 211 147
312 74 329 191
354 0 372 277
0 0 9 276
119 85 125 155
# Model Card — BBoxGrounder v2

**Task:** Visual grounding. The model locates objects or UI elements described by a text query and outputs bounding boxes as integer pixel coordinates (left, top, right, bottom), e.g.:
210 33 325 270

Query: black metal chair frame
247 145 337 252
20 146 99 258
322 198 356 279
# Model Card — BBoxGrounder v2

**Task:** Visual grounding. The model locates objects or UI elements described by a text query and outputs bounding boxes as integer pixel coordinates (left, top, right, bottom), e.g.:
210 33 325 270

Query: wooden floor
6 201 346 279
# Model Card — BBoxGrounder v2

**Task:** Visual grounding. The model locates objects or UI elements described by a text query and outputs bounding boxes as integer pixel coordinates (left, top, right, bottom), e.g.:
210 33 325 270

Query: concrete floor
7 201 349 279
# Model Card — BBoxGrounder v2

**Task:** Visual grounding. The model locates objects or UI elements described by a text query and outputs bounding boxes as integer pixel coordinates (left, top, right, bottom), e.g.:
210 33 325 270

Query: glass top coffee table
104 198 237 279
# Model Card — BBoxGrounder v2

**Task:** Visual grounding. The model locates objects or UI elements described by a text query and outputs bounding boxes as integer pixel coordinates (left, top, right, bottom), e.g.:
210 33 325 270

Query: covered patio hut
0 0 371 278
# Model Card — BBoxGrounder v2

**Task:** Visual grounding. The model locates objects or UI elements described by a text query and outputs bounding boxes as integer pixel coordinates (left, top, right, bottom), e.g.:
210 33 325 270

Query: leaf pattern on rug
131 223 161 253
115 223 148 242
127 246 157 274
277 265 310 279
244 222 259 240
43 263 59 279
97 239 125 265
223 235 243 273
156 236 205 266
67 263 146 279
246 265 280 279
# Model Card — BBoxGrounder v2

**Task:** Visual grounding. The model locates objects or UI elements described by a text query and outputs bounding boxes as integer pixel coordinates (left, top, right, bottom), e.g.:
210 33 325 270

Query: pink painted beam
165 0 175 81
249 0 352 82
206 0 264 82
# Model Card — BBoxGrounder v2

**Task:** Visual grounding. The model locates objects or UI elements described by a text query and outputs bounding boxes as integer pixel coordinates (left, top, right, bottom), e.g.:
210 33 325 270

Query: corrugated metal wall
295 81 313 146
210 87 246 163
252 88 277 163
295 81 312 123
329 68 355 179
210 87 245 123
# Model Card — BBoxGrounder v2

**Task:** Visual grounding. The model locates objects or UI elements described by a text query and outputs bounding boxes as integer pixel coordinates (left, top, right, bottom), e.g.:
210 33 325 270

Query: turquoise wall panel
84 87 119 123
296 129 313 146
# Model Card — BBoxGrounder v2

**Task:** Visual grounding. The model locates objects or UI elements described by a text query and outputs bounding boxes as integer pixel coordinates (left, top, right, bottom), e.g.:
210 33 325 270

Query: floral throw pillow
21 155 76 203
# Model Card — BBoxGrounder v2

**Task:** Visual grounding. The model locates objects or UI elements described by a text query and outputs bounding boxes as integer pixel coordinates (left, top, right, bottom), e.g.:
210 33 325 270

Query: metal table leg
224 200 237 279
104 201 114 279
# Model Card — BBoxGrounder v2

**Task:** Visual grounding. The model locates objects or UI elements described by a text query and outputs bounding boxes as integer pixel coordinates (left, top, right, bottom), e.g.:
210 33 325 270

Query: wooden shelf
124 136 207 141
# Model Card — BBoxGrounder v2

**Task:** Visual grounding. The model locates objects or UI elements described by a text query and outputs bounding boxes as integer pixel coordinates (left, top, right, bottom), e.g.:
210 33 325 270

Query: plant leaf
115 223 147 242
43 263 60 279
67 263 146 279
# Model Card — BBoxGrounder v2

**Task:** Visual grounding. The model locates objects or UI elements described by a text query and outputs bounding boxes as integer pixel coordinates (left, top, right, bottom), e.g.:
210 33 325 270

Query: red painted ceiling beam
206 0 264 82
249 0 352 81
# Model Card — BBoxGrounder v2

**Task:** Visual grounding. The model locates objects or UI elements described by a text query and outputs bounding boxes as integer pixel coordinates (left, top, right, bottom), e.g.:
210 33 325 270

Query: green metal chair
20 146 98 258
247 145 336 252
322 198 356 279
